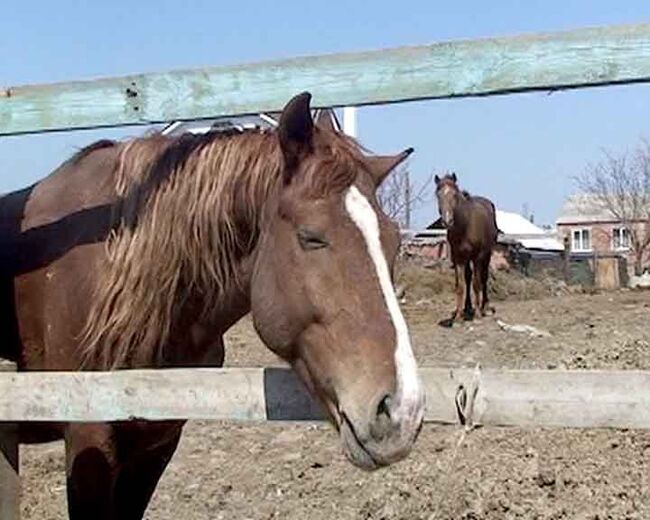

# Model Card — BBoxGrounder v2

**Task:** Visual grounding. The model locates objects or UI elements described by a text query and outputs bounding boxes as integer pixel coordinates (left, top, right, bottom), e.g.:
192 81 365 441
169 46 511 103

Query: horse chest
448 232 471 256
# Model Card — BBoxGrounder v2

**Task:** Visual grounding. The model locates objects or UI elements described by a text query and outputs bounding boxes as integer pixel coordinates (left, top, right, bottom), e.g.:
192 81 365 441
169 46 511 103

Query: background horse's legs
439 263 468 327
113 427 183 520
454 263 465 321
471 259 483 317
463 262 475 321
480 257 493 315
65 423 116 520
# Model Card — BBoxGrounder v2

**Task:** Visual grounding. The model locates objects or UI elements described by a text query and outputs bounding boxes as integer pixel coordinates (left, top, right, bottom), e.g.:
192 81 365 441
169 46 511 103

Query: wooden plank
0 362 19 520
3 23 650 135
477 369 650 428
0 368 268 422
595 257 620 290
0 367 648 429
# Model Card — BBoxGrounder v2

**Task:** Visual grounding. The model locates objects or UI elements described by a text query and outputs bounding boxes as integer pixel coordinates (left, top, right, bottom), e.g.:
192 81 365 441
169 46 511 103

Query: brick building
556 194 648 275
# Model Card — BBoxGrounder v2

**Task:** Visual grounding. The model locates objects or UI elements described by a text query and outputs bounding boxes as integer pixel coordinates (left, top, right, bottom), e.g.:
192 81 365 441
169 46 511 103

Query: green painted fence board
2 22 650 135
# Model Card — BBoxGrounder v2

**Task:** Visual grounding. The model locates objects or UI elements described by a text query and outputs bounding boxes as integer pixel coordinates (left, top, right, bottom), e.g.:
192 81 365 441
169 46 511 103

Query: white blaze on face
344 185 424 423
439 186 454 224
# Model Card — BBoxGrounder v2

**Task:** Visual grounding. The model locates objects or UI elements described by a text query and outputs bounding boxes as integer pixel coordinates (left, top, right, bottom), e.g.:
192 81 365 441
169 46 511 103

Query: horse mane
81 126 364 369
69 139 116 165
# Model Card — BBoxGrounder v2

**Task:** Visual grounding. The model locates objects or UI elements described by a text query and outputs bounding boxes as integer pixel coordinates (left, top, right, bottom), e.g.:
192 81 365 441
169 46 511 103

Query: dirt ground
19 269 650 519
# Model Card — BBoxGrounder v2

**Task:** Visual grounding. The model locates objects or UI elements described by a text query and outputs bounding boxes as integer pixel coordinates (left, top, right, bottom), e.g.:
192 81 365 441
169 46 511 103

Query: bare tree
576 139 650 275
377 162 433 228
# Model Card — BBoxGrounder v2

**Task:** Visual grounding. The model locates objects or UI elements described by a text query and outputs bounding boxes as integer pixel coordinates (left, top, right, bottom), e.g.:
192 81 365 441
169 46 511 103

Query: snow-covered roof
518 237 564 251
496 210 563 251
496 210 545 235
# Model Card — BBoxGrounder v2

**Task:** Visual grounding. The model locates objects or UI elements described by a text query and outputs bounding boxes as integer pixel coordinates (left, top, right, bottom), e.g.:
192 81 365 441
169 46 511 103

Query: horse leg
480 257 493 316
65 423 116 520
471 259 483 318
113 426 183 519
453 263 465 321
440 264 464 327
463 262 475 321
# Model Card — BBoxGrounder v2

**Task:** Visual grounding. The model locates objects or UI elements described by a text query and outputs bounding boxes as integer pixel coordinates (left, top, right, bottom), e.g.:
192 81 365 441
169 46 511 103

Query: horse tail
489 201 501 236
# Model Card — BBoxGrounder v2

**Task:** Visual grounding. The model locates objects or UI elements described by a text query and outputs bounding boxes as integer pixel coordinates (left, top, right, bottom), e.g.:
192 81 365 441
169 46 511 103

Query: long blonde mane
81 127 365 369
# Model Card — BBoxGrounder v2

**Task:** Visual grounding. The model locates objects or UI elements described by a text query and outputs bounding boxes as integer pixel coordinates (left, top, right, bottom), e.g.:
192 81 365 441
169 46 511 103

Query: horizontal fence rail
3 23 650 135
0 367 648 428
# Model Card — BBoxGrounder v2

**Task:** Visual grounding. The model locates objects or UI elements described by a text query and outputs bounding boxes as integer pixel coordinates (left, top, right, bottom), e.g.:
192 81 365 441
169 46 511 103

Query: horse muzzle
337 390 425 470
442 212 454 228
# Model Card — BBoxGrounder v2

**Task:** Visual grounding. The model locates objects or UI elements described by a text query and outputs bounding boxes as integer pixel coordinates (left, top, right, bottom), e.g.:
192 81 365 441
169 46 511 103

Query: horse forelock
300 129 365 196
81 126 366 369
436 177 472 203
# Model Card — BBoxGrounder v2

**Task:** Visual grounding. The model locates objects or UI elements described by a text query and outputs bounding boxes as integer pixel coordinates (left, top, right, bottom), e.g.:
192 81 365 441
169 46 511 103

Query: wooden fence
2 20 650 519
3 22 650 136
0 364 649 518
0 365 648 427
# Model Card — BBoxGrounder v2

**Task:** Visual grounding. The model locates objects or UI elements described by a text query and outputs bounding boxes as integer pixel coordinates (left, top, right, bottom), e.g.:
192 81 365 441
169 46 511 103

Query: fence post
562 235 571 282
0 361 19 519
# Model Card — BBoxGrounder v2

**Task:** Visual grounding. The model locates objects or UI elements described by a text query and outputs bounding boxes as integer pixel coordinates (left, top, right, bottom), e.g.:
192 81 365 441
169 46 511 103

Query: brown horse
0 93 425 519
435 173 498 326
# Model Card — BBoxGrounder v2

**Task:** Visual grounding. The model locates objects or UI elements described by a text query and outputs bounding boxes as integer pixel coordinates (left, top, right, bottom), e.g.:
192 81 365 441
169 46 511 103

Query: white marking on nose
344 185 423 421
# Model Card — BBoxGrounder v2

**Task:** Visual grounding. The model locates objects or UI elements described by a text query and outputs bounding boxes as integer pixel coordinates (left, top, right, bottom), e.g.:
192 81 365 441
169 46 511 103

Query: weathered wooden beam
0 367 648 429
0 362 19 520
3 23 650 135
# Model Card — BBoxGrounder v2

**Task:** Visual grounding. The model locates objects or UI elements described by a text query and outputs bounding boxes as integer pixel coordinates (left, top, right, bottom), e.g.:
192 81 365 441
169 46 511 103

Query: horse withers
0 92 425 518
435 173 498 326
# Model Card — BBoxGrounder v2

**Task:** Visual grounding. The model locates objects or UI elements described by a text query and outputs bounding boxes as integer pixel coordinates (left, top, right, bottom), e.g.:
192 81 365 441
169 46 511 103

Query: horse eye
297 229 329 250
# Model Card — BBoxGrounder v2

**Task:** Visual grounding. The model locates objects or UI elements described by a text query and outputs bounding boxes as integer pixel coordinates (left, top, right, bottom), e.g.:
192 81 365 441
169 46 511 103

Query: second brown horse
435 173 498 325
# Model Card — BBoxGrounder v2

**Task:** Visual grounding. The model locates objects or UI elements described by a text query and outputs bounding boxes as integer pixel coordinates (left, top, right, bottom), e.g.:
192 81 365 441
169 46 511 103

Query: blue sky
2 0 650 227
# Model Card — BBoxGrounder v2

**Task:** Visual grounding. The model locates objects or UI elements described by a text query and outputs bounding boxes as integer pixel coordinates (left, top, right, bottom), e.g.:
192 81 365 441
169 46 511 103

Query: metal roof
160 109 341 136
161 113 280 136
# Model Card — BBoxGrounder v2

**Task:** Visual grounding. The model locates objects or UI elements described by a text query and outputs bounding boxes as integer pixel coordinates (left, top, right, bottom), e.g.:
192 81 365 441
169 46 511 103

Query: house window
572 229 591 252
612 227 630 250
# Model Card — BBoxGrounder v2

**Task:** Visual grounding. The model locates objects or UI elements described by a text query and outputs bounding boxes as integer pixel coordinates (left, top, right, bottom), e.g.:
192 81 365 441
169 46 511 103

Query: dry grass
395 261 574 303
489 269 556 301
395 262 456 301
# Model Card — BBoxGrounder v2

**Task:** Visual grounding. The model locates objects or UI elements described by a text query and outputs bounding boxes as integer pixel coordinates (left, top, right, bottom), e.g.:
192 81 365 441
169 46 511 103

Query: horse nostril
376 394 392 420
370 394 395 442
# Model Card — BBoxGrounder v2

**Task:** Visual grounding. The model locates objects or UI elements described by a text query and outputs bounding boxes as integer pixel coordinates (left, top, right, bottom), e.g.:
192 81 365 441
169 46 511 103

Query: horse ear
278 92 314 174
313 108 340 133
366 148 414 186
434 174 441 185
451 172 457 182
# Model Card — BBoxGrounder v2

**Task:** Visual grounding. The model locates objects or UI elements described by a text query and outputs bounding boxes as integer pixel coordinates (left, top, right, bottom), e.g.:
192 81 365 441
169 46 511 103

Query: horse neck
157 139 286 355
83 133 283 369
166 199 273 347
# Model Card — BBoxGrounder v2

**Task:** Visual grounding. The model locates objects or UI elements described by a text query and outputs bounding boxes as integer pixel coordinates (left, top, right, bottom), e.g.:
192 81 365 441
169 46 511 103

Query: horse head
251 94 424 470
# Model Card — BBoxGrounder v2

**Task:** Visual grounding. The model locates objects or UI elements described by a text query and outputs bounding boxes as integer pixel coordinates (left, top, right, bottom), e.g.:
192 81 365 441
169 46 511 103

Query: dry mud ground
20 286 650 519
